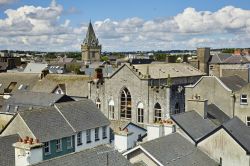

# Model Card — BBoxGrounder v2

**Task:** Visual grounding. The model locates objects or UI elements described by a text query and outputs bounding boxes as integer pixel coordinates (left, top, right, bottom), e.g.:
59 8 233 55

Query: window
108 100 115 120
120 88 132 119
154 103 162 123
209 65 214 70
247 116 250 126
241 94 248 105
86 129 91 143
102 126 107 139
95 128 99 141
96 98 101 109
66 136 73 149
44 141 50 155
55 139 62 152
77 132 82 146
174 103 180 114
137 102 144 123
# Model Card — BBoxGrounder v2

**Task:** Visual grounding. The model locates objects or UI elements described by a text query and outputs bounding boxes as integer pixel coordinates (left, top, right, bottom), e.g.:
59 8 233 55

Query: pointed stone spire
83 21 99 46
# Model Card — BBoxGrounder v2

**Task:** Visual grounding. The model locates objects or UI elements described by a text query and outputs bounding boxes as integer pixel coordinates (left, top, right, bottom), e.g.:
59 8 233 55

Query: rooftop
171 111 218 142
219 75 248 91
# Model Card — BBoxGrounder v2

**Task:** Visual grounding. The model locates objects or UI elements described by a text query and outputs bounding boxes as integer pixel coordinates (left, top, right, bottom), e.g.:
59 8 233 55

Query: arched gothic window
154 103 162 123
120 88 132 119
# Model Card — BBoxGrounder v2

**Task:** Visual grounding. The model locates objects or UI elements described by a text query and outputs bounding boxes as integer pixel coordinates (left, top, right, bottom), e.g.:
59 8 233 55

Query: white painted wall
115 134 129 152
15 147 43 166
75 126 110 152
147 124 164 141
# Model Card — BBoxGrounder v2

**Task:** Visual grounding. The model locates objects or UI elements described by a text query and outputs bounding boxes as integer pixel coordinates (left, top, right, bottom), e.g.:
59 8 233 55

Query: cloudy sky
0 0 250 52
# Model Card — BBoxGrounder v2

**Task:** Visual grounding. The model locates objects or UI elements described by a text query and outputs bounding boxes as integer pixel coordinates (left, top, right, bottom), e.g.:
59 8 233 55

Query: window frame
95 128 99 141
77 132 82 146
108 105 115 120
240 94 248 105
120 88 132 119
44 141 50 155
86 129 91 143
102 126 107 139
154 103 162 123
137 108 144 123
96 98 101 109
55 139 62 152
247 116 250 126
66 136 73 149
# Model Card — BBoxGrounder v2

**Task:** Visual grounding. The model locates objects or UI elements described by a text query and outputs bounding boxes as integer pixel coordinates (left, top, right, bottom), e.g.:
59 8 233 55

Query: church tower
81 21 101 64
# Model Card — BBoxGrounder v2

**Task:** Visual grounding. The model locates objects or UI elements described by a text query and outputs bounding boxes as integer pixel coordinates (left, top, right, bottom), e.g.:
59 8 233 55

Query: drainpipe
231 92 235 117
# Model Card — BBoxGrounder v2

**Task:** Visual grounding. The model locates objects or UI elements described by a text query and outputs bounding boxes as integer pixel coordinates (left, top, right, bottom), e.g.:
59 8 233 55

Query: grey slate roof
222 117 250 154
55 100 110 132
31 145 132 166
18 107 75 142
207 104 230 125
0 73 40 94
171 111 217 142
32 74 90 98
140 133 218 166
219 75 248 91
209 53 232 64
2 91 73 113
0 134 19 166
210 53 250 64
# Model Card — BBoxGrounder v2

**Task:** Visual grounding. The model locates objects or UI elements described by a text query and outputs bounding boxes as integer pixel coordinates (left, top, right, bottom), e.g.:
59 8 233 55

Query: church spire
83 21 99 46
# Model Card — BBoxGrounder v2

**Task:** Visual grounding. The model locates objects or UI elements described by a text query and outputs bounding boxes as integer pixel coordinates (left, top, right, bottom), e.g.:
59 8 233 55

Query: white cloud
0 2 250 51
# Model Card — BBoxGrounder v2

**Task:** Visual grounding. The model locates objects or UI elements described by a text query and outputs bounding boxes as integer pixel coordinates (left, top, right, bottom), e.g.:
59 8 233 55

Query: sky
0 0 250 52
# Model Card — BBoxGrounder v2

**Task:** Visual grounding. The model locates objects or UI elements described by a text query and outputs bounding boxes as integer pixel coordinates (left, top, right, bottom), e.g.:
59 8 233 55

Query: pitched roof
32 74 90 98
140 133 218 166
0 134 19 166
171 111 217 142
132 63 204 79
23 63 48 73
83 22 99 46
2 91 73 113
55 100 110 132
207 104 230 125
219 75 248 91
210 53 250 64
18 107 75 142
31 145 132 166
222 117 250 154
110 120 146 133
0 73 40 94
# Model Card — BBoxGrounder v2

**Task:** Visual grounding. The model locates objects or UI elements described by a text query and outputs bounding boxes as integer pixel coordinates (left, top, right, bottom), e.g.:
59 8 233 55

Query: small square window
86 129 91 143
77 132 82 146
66 136 73 149
95 128 99 141
240 94 248 105
44 141 50 155
247 116 250 126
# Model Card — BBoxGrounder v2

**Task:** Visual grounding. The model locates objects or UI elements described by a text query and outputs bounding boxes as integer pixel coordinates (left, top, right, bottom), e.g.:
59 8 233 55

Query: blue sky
0 0 250 51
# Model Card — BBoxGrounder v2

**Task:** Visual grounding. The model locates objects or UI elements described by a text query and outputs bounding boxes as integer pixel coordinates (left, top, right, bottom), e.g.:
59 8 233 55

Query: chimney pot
18 138 23 142
35 139 39 143
24 139 28 144
119 127 121 131
29 138 33 144
125 128 128 132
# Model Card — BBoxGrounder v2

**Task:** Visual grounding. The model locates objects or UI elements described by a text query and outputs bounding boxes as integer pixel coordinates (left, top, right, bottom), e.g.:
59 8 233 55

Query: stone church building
89 63 204 125
81 21 101 64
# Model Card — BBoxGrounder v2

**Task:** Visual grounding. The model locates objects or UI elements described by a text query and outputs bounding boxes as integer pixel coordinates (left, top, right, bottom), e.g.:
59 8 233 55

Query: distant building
81 22 101 64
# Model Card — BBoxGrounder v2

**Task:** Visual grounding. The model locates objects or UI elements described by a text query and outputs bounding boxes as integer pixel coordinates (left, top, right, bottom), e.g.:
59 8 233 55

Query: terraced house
0 100 110 164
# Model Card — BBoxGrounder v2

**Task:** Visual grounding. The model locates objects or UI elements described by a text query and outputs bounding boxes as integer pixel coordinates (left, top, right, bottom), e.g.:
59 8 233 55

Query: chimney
13 137 43 166
187 97 208 119
197 48 210 74
234 49 241 56
95 68 103 79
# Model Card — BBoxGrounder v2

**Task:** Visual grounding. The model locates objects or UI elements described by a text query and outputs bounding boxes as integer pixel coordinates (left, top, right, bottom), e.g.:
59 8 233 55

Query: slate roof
132 63 204 79
2 91 73 113
140 133 218 166
0 134 19 166
23 63 48 73
109 120 146 133
55 100 110 132
210 53 250 64
222 117 250 154
171 111 217 142
18 107 75 142
0 73 40 94
219 75 248 91
32 74 90 98
31 145 132 166
207 104 230 125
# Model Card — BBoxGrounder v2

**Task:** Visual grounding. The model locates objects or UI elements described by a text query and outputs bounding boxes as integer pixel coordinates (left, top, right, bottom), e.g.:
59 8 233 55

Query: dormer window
240 94 248 105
